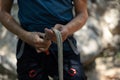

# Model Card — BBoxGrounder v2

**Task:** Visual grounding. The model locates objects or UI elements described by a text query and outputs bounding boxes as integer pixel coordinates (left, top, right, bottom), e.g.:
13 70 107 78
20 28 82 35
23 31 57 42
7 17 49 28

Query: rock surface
0 0 120 80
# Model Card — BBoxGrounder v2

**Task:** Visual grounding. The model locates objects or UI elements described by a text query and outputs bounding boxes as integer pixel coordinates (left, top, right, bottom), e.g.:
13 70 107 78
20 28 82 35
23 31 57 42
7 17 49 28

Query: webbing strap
17 41 25 59
53 29 63 80
17 29 64 80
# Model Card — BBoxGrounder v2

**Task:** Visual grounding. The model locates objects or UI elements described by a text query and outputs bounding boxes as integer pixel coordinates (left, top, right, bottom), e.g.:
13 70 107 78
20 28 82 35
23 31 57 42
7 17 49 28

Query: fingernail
36 50 41 53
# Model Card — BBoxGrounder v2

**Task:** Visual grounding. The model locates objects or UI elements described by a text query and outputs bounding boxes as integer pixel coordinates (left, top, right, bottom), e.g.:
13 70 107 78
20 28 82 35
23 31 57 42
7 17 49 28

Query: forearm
64 10 88 36
63 0 88 36
0 11 28 39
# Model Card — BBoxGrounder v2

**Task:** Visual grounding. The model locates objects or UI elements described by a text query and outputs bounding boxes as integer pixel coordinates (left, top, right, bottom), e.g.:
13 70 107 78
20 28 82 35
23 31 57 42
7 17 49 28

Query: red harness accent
29 70 37 78
44 50 50 55
68 68 77 76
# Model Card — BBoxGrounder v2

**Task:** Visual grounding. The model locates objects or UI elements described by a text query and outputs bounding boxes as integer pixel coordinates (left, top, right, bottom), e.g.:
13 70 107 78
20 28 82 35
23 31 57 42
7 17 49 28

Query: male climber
0 0 88 80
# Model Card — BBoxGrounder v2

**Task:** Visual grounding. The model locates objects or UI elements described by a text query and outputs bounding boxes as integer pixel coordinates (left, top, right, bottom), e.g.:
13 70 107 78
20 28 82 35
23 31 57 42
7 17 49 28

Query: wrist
17 30 29 40
62 25 71 37
61 26 69 41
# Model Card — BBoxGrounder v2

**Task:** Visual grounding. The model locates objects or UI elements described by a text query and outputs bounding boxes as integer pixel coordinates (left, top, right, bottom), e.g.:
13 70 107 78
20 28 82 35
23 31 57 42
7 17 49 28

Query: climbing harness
17 29 64 80
17 41 25 59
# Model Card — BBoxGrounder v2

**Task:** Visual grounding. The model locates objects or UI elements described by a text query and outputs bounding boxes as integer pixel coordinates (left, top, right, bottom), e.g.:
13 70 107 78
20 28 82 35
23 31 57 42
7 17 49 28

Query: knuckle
55 24 59 26
33 41 38 45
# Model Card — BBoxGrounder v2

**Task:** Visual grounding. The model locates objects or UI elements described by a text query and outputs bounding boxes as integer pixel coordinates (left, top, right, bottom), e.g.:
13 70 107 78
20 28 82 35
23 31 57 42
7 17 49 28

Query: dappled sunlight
96 57 120 80
85 57 120 80
0 0 120 80
0 27 7 39
103 8 119 30
102 26 113 45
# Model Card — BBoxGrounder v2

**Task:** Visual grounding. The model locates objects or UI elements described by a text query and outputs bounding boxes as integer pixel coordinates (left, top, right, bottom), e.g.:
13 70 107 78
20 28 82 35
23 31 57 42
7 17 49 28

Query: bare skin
45 0 88 42
0 0 88 52
0 0 51 53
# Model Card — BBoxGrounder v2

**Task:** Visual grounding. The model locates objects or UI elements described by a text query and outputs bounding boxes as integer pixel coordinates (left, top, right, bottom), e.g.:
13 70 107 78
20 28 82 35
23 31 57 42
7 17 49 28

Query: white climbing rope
52 29 63 80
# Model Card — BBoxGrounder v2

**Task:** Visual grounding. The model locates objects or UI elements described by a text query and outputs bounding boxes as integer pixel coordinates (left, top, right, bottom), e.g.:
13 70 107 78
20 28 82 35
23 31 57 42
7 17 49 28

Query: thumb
44 28 54 40
45 28 53 34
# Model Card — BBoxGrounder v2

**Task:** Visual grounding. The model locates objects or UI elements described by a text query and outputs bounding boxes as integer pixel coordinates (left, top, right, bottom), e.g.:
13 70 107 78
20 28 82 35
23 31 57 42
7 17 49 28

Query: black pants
16 39 87 80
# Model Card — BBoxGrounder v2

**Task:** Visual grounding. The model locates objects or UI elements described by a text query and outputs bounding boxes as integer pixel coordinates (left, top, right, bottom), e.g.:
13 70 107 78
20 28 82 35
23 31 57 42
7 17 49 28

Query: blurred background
0 0 120 80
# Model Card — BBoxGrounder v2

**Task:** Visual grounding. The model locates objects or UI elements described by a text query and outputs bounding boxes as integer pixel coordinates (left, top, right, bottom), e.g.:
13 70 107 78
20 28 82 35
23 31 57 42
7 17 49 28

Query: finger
37 32 45 38
36 48 42 53
36 48 46 53
35 37 44 46
35 38 51 50
45 28 53 34
44 28 54 40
